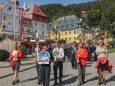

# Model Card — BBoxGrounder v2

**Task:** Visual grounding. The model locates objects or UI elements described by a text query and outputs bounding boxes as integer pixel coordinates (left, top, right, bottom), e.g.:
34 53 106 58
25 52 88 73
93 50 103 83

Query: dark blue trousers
41 65 50 86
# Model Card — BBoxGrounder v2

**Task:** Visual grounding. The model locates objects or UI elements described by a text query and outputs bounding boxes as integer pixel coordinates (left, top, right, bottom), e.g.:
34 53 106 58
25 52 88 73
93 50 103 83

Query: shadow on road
19 77 38 83
58 76 77 86
106 75 115 83
0 62 35 69
85 76 98 83
50 74 73 81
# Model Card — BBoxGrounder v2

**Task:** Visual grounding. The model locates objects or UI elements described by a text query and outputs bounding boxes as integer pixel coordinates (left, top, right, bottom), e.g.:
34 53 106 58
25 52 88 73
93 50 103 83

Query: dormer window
9 7 11 10
38 10 40 12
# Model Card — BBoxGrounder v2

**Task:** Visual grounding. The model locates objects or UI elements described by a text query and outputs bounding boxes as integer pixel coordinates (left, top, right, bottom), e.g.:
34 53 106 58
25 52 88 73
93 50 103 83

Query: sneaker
37 82 41 85
98 78 101 85
59 80 62 83
16 79 20 83
12 80 16 85
103 78 106 85
77 84 81 86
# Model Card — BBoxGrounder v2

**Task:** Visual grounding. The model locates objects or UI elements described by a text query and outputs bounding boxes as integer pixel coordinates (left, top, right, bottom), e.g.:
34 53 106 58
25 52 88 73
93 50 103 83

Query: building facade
50 15 95 42
0 2 5 33
0 0 49 39
1 0 19 35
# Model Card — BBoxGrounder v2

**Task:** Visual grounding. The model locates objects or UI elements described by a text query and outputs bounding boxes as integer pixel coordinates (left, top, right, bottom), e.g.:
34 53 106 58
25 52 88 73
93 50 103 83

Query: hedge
0 50 9 61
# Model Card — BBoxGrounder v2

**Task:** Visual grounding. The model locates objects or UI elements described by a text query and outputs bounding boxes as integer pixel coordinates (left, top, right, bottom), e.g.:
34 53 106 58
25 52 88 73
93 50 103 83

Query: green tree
100 12 109 31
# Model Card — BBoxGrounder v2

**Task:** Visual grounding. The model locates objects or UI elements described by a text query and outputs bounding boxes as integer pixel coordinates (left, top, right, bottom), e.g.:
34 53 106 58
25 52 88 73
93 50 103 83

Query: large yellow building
50 27 95 43
50 15 95 43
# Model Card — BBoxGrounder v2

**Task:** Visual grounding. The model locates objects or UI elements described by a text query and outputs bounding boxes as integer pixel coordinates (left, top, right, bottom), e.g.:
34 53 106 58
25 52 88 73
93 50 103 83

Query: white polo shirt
96 46 107 58
53 47 64 61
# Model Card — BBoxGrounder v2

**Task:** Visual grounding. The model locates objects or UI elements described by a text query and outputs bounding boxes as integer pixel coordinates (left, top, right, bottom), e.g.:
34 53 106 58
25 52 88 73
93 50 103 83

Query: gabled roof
27 4 47 17
51 15 80 30
56 15 79 22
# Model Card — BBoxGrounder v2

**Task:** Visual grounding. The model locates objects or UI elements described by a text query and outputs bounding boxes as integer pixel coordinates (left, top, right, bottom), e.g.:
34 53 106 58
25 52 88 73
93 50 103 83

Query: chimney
23 2 28 11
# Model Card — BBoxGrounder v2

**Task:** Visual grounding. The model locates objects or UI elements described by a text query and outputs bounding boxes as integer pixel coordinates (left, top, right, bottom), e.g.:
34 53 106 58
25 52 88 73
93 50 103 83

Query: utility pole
13 0 16 41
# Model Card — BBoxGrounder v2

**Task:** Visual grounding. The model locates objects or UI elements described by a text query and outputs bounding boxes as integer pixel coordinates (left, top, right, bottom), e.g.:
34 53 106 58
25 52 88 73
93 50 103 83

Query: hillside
40 0 115 27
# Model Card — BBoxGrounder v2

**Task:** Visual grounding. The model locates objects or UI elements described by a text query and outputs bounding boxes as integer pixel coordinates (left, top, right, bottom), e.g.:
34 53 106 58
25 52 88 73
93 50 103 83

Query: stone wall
0 38 14 52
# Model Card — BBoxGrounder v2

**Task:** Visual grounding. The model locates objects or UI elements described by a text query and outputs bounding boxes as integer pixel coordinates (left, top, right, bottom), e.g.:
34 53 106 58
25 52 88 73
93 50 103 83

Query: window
42 24 44 28
22 28 24 31
9 7 11 10
3 15 6 20
25 21 27 24
72 25 74 27
9 22 11 25
61 26 63 28
58 21 61 24
3 25 6 29
74 37 77 40
74 31 76 34
67 26 69 28
35 22 37 26
69 37 71 41
43 17 45 20
69 31 71 34
65 32 67 35
65 37 67 40
42 31 44 34
37 16 39 19
77 30 79 34
27 29 30 33
35 30 37 33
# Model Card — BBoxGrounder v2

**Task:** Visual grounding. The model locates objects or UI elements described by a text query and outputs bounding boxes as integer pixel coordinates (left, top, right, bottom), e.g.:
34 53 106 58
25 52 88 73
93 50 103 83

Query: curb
0 65 36 79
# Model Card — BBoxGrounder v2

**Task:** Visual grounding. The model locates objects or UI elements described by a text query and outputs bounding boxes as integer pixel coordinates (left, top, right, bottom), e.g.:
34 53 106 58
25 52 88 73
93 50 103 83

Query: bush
0 50 9 61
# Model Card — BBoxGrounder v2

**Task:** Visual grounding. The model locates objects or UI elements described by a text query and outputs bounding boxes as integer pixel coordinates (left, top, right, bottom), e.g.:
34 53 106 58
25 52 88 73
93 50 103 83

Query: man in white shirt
53 42 64 86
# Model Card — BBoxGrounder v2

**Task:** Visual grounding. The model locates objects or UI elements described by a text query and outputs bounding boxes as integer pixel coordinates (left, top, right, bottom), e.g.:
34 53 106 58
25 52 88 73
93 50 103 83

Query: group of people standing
9 39 112 86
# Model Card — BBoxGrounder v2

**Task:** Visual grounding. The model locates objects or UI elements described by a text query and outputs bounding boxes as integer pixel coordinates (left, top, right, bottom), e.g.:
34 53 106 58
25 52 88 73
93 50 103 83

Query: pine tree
100 12 109 31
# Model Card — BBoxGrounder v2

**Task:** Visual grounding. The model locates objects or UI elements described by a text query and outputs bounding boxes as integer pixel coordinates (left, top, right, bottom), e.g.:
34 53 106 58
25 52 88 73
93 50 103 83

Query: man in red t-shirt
75 42 88 86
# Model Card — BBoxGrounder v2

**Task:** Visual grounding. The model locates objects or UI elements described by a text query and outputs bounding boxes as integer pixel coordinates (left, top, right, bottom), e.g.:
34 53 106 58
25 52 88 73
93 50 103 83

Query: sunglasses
99 42 103 43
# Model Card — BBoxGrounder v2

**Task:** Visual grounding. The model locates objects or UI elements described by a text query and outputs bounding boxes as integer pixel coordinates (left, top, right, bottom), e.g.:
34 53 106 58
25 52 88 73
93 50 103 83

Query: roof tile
27 4 47 17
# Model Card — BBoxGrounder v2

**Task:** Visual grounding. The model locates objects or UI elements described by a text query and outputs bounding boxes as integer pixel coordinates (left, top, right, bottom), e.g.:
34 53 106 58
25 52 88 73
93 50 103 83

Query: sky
1 0 95 7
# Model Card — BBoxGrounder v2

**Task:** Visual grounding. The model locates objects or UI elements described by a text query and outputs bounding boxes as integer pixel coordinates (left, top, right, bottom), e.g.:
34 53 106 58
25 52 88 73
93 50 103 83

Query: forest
40 0 115 36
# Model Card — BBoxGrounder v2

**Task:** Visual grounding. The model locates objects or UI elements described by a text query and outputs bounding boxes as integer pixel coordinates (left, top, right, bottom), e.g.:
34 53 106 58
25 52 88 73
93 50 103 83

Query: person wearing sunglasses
95 39 112 85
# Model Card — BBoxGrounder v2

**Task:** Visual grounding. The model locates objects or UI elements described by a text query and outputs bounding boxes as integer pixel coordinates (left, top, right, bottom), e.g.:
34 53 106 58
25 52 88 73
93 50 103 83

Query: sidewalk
0 58 36 79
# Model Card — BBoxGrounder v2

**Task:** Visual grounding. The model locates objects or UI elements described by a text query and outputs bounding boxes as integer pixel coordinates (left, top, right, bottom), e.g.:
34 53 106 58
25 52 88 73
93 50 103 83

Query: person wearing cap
9 42 22 85
53 42 64 86
75 42 88 86
95 39 112 85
